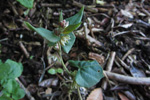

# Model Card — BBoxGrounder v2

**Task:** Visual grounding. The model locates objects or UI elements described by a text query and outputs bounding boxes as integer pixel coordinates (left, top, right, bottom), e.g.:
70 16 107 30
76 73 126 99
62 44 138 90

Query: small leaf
5 59 23 79
66 6 84 25
62 32 76 53
56 68 63 73
24 22 60 45
118 92 129 100
0 63 11 80
69 60 104 88
63 22 81 34
12 88 25 100
16 0 34 9
48 68 57 75
86 88 103 100
0 59 2 64
59 10 63 22
0 95 13 100
2 79 18 94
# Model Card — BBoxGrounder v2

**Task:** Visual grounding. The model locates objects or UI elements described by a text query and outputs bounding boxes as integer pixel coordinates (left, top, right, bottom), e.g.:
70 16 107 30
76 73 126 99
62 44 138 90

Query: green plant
48 68 63 75
0 59 25 100
16 0 34 9
24 7 103 100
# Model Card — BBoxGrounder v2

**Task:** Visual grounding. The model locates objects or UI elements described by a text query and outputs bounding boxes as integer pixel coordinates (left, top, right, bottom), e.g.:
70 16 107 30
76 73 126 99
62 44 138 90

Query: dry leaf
89 52 105 64
119 23 133 29
86 88 103 100
45 88 52 95
148 18 150 24
96 0 105 5
121 9 133 19
39 78 58 87
118 92 129 100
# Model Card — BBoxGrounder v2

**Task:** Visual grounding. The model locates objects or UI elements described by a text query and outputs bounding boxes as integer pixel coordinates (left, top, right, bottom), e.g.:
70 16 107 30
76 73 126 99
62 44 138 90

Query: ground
0 0 150 100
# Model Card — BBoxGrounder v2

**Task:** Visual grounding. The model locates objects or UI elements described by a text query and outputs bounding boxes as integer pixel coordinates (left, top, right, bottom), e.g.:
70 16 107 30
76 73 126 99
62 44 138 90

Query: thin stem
68 94 71 100
77 86 83 100
58 42 71 75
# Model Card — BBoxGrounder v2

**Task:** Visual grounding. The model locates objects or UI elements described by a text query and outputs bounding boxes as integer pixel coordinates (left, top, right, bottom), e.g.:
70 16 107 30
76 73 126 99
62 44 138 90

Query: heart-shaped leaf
17 0 34 9
69 60 104 88
5 59 23 79
63 22 81 34
62 32 76 53
24 22 60 45
66 6 84 25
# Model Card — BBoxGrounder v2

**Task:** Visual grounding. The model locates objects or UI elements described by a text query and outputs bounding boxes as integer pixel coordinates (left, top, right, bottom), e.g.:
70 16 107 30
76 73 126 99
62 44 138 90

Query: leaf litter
0 0 150 100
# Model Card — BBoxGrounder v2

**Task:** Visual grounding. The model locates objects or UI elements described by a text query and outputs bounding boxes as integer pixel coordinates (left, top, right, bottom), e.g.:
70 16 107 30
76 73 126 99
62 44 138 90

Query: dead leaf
118 92 129 100
96 0 105 5
86 88 103 100
148 18 150 24
119 23 133 29
121 9 133 19
38 78 58 87
89 52 105 64
130 65 146 77
45 88 52 95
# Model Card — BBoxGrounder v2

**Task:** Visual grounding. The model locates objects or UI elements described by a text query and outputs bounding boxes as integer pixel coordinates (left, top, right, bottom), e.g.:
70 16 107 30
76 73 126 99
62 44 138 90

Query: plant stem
58 42 71 75
77 86 83 100
68 94 71 100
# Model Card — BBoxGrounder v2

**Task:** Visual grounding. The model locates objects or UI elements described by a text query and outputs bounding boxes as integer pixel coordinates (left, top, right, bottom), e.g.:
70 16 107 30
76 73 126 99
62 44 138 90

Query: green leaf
12 88 25 100
69 60 104 88
2 79 25 100
5 59 23 79
56 68 63 73
0 59 2 65
2 79 18 94
63 22 81 34
24 22 60 45
66 6 84 25
62 32 76 53
0 63 11 80
59 10 63 22
48 68 57 75
0 95 13 100
16 0 34 9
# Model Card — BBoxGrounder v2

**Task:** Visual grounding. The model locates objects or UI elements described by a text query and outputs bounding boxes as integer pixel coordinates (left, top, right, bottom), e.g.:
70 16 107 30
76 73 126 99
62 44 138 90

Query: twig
116 56 130 70
106 52 116 71
0 38 8 42
104 71 150 85
19 41 30 58
83 23 103 47
72 1 98 13
112 30 146 37
16 78 35 100
122 48 135 61
38 58 46 83
134 37 150 41
41 3 62 7
102 52 116 90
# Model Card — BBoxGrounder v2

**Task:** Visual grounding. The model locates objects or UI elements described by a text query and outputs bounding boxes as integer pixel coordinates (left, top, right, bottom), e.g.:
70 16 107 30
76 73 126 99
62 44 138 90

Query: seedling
24 7 103 100
48 68 63 75
0 59 25 100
